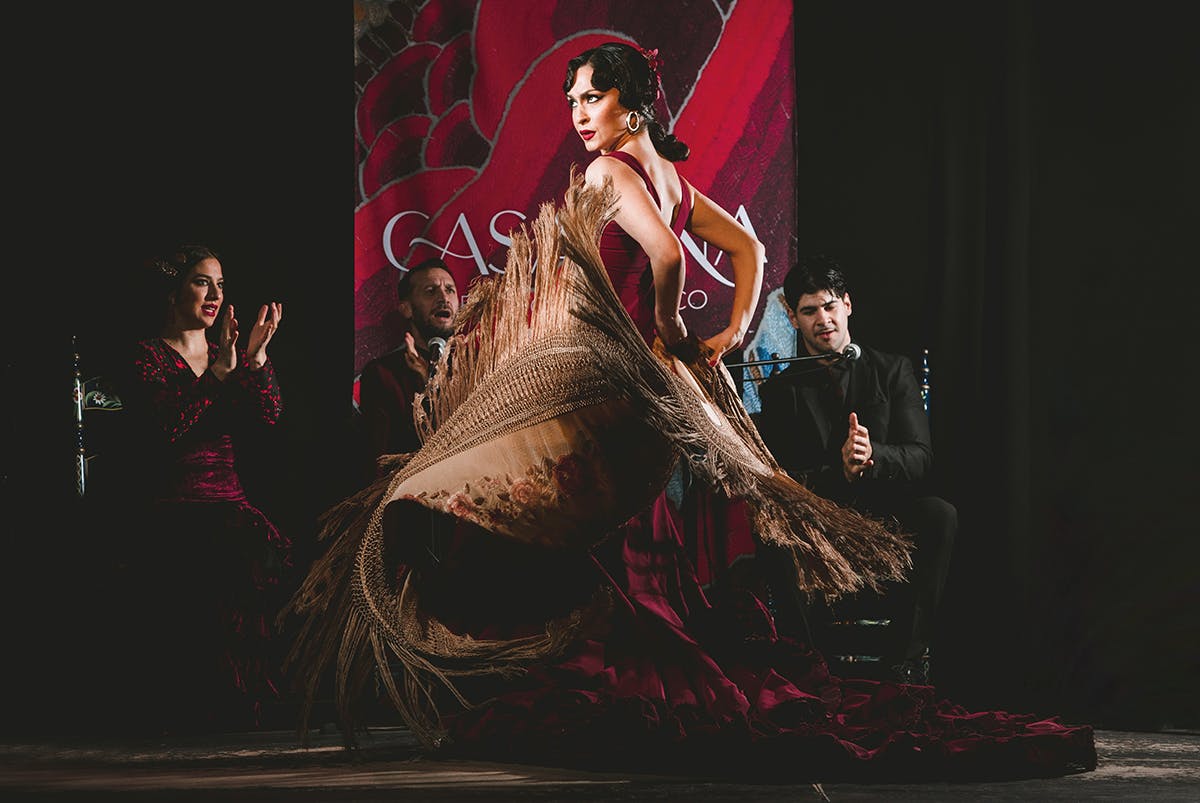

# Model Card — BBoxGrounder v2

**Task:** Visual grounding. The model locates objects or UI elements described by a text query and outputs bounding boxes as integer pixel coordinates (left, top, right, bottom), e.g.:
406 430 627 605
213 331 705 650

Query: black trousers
760 494 956 663
879 495 957 660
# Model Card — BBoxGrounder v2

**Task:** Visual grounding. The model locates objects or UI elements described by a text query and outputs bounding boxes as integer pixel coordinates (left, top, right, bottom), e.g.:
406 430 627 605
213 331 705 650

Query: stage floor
2 727 1196 801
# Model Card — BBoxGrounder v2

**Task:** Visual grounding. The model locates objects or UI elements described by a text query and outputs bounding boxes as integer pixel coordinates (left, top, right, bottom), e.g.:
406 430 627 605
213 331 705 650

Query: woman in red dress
283 45 1095 782
123 244 291 733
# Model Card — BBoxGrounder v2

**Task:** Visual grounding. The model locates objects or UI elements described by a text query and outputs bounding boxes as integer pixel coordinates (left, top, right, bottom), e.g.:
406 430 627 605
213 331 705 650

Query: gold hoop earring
626 111 641 134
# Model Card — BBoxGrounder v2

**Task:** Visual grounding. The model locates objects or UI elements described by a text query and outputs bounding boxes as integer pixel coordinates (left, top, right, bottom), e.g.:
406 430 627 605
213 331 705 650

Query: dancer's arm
687 187 765 364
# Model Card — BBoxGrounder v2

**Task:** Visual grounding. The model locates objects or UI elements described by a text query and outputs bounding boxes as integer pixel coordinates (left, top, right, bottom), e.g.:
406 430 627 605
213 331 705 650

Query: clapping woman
123 244 290 733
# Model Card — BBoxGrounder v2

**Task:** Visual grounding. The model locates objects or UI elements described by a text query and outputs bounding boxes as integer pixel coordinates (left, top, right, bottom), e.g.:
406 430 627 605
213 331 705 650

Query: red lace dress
125 338 292 731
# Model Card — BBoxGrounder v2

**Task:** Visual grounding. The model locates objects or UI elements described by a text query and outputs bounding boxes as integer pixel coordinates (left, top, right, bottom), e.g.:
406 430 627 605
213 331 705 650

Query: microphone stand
421 336 450 566
728 347 859 388
725 349 853 370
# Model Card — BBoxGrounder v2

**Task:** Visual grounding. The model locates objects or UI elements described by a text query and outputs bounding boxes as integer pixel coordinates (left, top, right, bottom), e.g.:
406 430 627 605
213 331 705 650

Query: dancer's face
171 258 224 331
787 290 853 356
567 64 631 154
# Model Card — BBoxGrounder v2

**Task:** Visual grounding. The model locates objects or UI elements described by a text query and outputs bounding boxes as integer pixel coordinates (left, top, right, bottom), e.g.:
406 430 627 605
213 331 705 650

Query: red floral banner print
353 0 796 401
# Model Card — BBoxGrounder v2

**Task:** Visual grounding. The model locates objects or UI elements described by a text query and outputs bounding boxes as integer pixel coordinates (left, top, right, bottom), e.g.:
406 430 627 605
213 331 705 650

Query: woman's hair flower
639 46 664 101
150 257 179 279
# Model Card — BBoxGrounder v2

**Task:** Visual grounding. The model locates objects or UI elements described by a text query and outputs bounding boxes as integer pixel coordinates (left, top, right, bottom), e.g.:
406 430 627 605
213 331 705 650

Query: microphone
842 342 862 361
427 337 447 364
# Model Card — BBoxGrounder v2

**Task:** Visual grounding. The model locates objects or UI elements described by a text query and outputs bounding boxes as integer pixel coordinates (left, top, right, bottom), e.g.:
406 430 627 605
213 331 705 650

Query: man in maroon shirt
358 257 460 478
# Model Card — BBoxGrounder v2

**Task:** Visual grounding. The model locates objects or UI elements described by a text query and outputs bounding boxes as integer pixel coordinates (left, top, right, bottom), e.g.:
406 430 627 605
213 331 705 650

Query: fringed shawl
278 170 911 748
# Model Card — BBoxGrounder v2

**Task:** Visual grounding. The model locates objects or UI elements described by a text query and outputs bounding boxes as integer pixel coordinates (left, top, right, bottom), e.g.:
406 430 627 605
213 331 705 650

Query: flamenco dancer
280 43 1095 782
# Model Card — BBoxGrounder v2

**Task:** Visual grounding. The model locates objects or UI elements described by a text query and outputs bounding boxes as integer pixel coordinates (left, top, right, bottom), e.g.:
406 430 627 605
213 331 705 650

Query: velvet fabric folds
431 500 1096 781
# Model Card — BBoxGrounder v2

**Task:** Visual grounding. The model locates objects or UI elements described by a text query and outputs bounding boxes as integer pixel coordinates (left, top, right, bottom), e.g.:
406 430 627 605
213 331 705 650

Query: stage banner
353 0 796 410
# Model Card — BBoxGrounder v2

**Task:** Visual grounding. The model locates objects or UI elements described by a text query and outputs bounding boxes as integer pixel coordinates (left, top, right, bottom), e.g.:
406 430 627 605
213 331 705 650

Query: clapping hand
246 302 283 370
841 411 874 482
402 331 430 384
212 304 239 380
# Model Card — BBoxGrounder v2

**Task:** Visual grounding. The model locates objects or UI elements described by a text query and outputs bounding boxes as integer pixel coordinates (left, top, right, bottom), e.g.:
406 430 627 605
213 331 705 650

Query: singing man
358 257 460 478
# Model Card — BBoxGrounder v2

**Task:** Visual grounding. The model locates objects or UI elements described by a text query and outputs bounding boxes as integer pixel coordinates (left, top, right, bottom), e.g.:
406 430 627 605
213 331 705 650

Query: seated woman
120 244 291 734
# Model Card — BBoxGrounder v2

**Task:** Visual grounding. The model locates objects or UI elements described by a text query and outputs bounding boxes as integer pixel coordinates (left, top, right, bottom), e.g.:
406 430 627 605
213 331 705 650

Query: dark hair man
757 254 956 684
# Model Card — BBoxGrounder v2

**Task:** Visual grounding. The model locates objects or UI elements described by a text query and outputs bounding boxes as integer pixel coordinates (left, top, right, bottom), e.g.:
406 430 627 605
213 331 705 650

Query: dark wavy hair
563 42 689 162
783 254 849 309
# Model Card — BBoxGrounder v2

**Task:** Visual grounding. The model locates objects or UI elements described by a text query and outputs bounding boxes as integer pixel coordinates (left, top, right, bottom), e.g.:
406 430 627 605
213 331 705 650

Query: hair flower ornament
150 257 179 279
639 46 664 101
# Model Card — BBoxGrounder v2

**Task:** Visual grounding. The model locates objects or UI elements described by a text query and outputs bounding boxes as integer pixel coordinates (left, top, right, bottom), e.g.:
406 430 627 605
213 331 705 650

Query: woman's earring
626 111 641 134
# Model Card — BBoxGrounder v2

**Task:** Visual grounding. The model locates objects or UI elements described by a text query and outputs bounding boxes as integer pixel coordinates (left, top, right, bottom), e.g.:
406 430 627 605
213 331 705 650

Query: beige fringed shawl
279 170 912 748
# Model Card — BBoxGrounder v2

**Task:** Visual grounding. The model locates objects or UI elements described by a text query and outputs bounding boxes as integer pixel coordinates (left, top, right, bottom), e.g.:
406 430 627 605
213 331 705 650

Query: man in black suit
756 255 956 684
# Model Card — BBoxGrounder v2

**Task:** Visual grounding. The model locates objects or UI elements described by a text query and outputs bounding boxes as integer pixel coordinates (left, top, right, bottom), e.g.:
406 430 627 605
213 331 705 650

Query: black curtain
796 1 1199 728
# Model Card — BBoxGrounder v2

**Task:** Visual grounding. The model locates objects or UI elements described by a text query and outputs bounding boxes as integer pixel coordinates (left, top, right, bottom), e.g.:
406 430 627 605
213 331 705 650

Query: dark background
5 4 355 733
4 2 1196 735
793 1 1198 728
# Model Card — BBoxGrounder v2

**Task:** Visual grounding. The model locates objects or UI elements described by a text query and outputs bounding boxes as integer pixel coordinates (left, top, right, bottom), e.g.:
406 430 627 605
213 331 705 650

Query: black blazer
755 344 933 509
